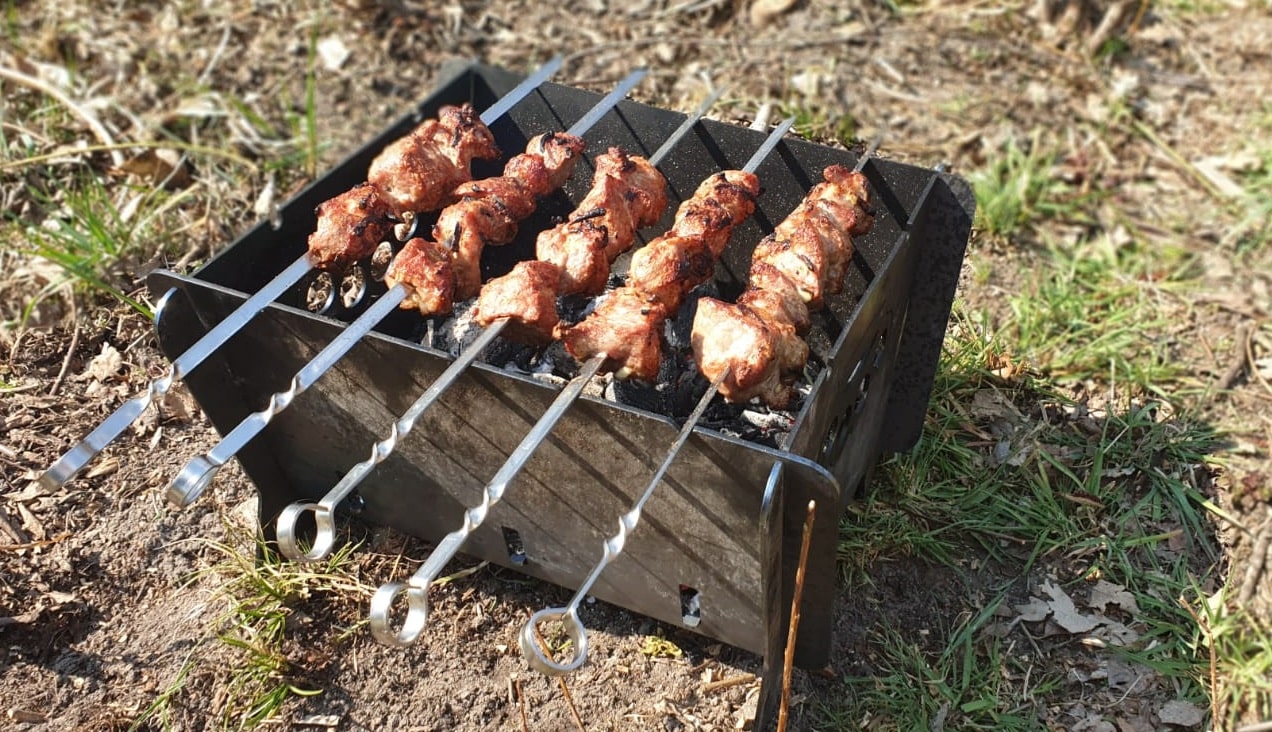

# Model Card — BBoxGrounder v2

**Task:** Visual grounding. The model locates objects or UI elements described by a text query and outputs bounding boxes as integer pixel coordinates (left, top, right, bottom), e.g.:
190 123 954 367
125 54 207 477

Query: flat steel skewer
519 130 881 674
367 116 794 647
37 55 565 492
277 86 727 563
165 68 648 508
520 368 725 674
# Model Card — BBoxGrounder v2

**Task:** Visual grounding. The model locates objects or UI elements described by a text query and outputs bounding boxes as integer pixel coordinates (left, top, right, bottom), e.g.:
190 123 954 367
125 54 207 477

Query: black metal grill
146 61 974 729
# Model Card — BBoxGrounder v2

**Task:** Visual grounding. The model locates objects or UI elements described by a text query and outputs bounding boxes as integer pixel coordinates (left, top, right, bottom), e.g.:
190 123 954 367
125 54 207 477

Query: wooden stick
778 500 817 732
529 613 587 731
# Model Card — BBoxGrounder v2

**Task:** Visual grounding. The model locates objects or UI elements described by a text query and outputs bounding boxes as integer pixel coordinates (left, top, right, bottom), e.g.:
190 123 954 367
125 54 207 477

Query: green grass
131 532 370 731
969 133 1086 241
816 306 1223 729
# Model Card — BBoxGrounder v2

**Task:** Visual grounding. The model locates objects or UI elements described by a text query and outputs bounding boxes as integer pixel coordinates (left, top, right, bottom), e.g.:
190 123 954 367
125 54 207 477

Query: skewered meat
561 170 760 381
433 132 587 301
561 289 668 380
473 148 669 343
473 259 561 344
307 104 500 273
691 296 808 408
691 165 873 407
306 183 398 273
385 237 455 316
367 103 500 215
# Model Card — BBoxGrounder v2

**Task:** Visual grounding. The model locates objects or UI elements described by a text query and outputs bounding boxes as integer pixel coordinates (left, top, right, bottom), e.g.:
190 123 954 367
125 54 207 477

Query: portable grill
144 61 973 728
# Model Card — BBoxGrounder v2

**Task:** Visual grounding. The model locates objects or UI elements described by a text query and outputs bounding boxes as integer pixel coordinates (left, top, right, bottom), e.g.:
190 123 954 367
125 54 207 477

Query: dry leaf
1013 598 1051 622
1041 581 1100 633
82 343 123 382
116 148 191 189
1157 700 1205 727
749 0 797 27
1088 579 1139 613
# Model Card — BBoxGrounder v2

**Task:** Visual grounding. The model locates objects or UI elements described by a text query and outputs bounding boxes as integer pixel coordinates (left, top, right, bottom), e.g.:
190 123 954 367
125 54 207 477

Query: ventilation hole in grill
501 526 527 566
369 241 394 280
854 374 871 415
306 271 335 313
679 584 702 627
340 264 367 309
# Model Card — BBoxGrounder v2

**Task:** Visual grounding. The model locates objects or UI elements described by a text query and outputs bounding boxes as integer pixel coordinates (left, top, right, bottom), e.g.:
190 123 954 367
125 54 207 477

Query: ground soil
2 1 1270 731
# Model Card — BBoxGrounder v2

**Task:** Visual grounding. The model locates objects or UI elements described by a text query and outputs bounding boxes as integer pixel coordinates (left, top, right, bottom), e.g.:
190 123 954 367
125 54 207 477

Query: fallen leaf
115 148 191 189
81 343 123 382
1041 581 1099 633
1013 598 1051 623
1157 700 1205 727
1088 580 1139 614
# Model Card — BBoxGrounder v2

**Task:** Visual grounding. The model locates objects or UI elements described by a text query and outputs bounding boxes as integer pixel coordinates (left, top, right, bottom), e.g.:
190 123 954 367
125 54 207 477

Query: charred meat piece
560 167 761 379
626 235 715 310
534 217 611 297
536 149 668 296
367 103 500 216
692 164 874 408
751 165 873 307
476 148 669 342
471 260 561 345
690 296 808 408
385 237 456 317
561 289 668 381
307 183 397 273
435 132 587 301
670 171 760 256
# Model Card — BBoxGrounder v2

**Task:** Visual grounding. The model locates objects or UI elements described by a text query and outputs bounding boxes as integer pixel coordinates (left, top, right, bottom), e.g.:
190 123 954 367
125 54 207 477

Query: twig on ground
530 615 587 732
514 676 530 732
0 64 124 166
1246 325 1272 398
47 301 80 396
778 500 816 732
1237 516 1271 607
0 505 31 545
1 533 72 551
700 672 756 693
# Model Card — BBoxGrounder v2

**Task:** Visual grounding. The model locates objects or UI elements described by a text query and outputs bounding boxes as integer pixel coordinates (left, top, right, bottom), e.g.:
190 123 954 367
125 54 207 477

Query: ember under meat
390 132 587 315
561 170 761 380
306 103 500 273
691 164 874 407
473 148 668 343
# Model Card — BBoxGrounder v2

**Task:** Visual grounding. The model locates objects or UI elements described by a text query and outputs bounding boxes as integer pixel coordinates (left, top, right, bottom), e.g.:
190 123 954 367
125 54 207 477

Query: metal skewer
165 68 649 508
367 115 794 647
520 368 725 674
277 86 727 563
519 130 881 675
37 55 565 493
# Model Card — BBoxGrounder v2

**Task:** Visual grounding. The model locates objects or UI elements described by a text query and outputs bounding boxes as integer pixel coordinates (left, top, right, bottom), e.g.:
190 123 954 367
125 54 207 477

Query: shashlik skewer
519 139 879 677
367 118 792 648
276 89 723 564
519 367 725 675
164 68 649 509
692 141 877 408
37 56 564 492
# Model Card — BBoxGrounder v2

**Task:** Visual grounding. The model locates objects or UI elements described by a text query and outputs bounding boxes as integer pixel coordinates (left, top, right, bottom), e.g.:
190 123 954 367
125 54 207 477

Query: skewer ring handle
519 606 589 676
275 501 337 563
166 455 220 507
369 581 429 647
